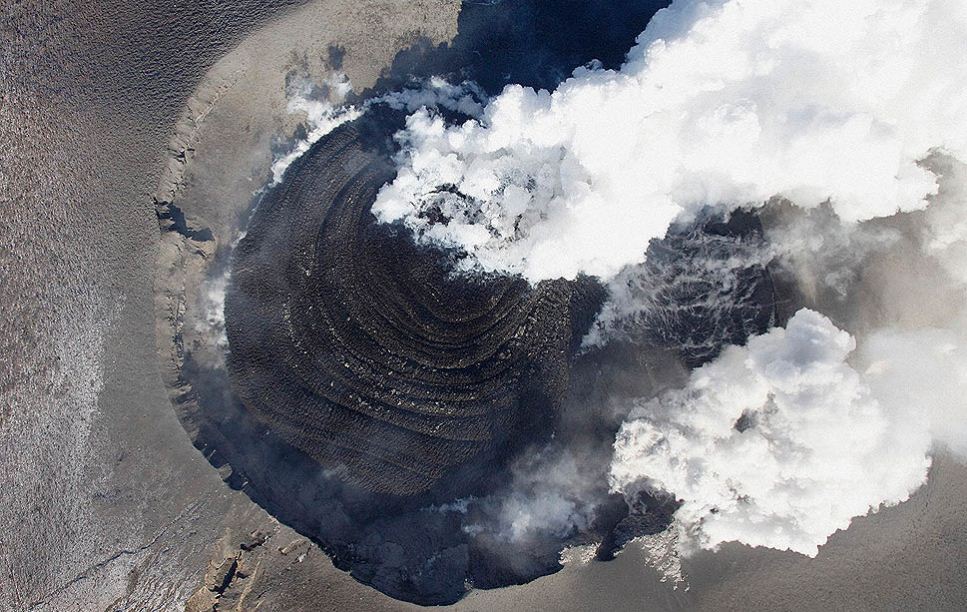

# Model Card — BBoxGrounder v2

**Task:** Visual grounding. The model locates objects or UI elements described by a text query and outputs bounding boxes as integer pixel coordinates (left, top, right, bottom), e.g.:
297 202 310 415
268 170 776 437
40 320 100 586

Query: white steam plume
270 72 362 185
366 1 967 556
861 325 967 459
491 450 600 542
609 309 932 556
373 0 967 282
857 156 967 460
608 155 967 558
271 75 486 186
259 0 967 562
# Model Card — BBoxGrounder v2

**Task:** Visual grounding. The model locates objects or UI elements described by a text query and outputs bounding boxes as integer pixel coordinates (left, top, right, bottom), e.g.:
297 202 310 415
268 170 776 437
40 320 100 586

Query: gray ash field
4 1 967 611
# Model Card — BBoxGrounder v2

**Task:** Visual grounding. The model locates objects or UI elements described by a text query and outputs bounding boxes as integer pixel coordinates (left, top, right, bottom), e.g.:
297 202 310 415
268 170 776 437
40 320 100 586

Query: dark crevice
156 200 214 242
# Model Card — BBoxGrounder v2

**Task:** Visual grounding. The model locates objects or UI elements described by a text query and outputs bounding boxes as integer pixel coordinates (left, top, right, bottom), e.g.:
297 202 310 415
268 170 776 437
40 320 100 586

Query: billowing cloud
609 309 932 556
373 0 967 282
861 325 967 459
857 155 967 460
606 153 967 559
270 73 363 185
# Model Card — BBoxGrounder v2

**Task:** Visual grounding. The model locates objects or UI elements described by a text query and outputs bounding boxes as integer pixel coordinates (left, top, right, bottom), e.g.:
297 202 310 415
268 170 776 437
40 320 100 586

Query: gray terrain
2 1 967 610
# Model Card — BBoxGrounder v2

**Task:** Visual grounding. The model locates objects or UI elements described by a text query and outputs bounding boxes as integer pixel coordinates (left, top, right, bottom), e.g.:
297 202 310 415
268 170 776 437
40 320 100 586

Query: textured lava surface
226 111 591 496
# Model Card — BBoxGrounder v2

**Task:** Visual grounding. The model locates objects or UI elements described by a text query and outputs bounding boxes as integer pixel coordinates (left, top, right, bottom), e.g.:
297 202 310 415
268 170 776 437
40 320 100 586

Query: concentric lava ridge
226 110 597 497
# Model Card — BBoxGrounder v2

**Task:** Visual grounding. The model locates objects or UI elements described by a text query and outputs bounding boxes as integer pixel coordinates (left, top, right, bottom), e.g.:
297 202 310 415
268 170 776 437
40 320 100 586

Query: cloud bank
373 0 967 282
271 75 486 186
608 154 967 559
609 309 932 556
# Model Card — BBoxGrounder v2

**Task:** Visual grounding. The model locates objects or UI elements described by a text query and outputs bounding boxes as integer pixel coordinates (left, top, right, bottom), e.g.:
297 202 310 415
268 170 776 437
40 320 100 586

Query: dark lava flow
216 108 610 603
167 0 780 605
227 111 598 497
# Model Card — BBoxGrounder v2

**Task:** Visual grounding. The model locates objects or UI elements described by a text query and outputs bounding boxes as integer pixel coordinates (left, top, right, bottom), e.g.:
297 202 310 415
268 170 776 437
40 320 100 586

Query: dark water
366 0 673 96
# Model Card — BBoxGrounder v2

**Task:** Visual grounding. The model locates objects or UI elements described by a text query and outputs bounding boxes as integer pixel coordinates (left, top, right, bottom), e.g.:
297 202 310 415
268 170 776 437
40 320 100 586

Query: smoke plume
373 0 967 282
609 309 932 556
368 0 967 558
